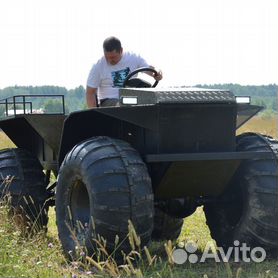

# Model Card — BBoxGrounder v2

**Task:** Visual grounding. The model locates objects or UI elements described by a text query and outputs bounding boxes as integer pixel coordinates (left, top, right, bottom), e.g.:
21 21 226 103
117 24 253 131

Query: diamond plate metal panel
120 88 235 105
156 90 235 103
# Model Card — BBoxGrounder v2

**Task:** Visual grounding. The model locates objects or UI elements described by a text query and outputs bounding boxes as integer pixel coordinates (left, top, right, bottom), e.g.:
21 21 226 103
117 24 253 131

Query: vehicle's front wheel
56 136 154 259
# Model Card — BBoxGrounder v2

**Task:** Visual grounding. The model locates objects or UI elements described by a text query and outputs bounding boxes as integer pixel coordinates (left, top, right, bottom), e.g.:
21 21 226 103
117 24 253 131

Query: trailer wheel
152 208 183 240
56 136 154 259
0 148 49 233
204 133 278 256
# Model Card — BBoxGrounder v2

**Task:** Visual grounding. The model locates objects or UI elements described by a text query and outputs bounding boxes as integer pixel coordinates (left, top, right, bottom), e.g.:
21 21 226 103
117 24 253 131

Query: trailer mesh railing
0 95 65 117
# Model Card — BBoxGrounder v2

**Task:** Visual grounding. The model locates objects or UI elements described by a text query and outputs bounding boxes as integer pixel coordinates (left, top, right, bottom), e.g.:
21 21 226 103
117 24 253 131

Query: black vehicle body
0 88 267 198
0 90 267 197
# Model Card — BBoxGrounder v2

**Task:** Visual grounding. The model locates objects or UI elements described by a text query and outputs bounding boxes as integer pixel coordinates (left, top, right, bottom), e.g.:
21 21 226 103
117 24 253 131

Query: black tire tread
56 136 154 257
0 148 49 231
205 132 278 254
152 208 183 241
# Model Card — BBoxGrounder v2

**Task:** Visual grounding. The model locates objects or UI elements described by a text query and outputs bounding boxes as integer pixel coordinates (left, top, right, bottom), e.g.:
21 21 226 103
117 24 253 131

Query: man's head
103 36 123 65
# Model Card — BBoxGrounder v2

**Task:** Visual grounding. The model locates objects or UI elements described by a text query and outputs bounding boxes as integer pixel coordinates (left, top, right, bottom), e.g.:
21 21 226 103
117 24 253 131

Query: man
86 36 163 108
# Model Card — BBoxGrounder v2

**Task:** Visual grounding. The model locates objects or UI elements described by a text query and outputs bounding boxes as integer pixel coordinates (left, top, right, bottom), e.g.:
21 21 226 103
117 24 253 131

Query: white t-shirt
86 52 149 100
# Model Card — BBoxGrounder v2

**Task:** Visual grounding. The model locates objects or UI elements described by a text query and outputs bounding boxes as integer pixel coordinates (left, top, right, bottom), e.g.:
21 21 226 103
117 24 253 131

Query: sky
0 0 277 89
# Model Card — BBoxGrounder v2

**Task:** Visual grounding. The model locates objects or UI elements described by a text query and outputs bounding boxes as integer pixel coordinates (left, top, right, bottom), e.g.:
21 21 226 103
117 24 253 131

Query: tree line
0 84 277 115
0 86 85 115
191 84 277 115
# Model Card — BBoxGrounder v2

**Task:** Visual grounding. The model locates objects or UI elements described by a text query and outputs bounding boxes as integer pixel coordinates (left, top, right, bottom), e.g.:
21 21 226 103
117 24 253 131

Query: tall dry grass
0 131 15 148
237 116 278 138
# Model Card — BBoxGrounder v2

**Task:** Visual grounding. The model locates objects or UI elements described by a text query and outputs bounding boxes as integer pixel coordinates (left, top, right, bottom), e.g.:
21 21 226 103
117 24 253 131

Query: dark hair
103 36 122 52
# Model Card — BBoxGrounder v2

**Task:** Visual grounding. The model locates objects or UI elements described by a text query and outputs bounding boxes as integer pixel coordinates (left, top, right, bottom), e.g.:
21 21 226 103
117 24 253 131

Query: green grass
0 206 66 277
0 117 277 278
0 205 277 278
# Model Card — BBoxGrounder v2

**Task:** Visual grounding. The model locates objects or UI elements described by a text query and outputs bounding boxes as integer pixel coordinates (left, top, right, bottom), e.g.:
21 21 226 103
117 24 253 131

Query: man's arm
86 86 98 108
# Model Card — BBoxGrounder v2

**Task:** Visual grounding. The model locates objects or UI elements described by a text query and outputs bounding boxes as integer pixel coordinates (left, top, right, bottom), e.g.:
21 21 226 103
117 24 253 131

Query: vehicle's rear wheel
152 208 183 240
0 148 49 233
56 136 154 259
204 133 278 256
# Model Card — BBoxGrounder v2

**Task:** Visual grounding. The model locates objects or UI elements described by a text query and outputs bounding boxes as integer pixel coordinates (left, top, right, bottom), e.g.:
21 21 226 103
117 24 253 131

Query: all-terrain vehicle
0 68 277 259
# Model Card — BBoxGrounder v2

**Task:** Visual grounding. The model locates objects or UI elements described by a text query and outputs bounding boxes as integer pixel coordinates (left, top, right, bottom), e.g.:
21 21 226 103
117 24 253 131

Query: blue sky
0 0 277 89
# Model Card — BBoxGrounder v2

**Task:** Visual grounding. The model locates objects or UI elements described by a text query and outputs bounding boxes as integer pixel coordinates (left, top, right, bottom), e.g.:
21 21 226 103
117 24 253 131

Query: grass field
237 115 277 138
0 116 277 277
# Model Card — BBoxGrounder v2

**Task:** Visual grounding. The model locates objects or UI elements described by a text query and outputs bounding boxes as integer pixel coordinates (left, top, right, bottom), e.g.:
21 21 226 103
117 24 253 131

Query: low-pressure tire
152 208 183 241
56 136 154 259
0 148 49 232
204 133 278 256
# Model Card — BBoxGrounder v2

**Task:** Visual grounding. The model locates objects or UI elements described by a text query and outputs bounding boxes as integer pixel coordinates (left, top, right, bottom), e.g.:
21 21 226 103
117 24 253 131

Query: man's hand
149 66 163 81
86 87 98 108
154 70 163 81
